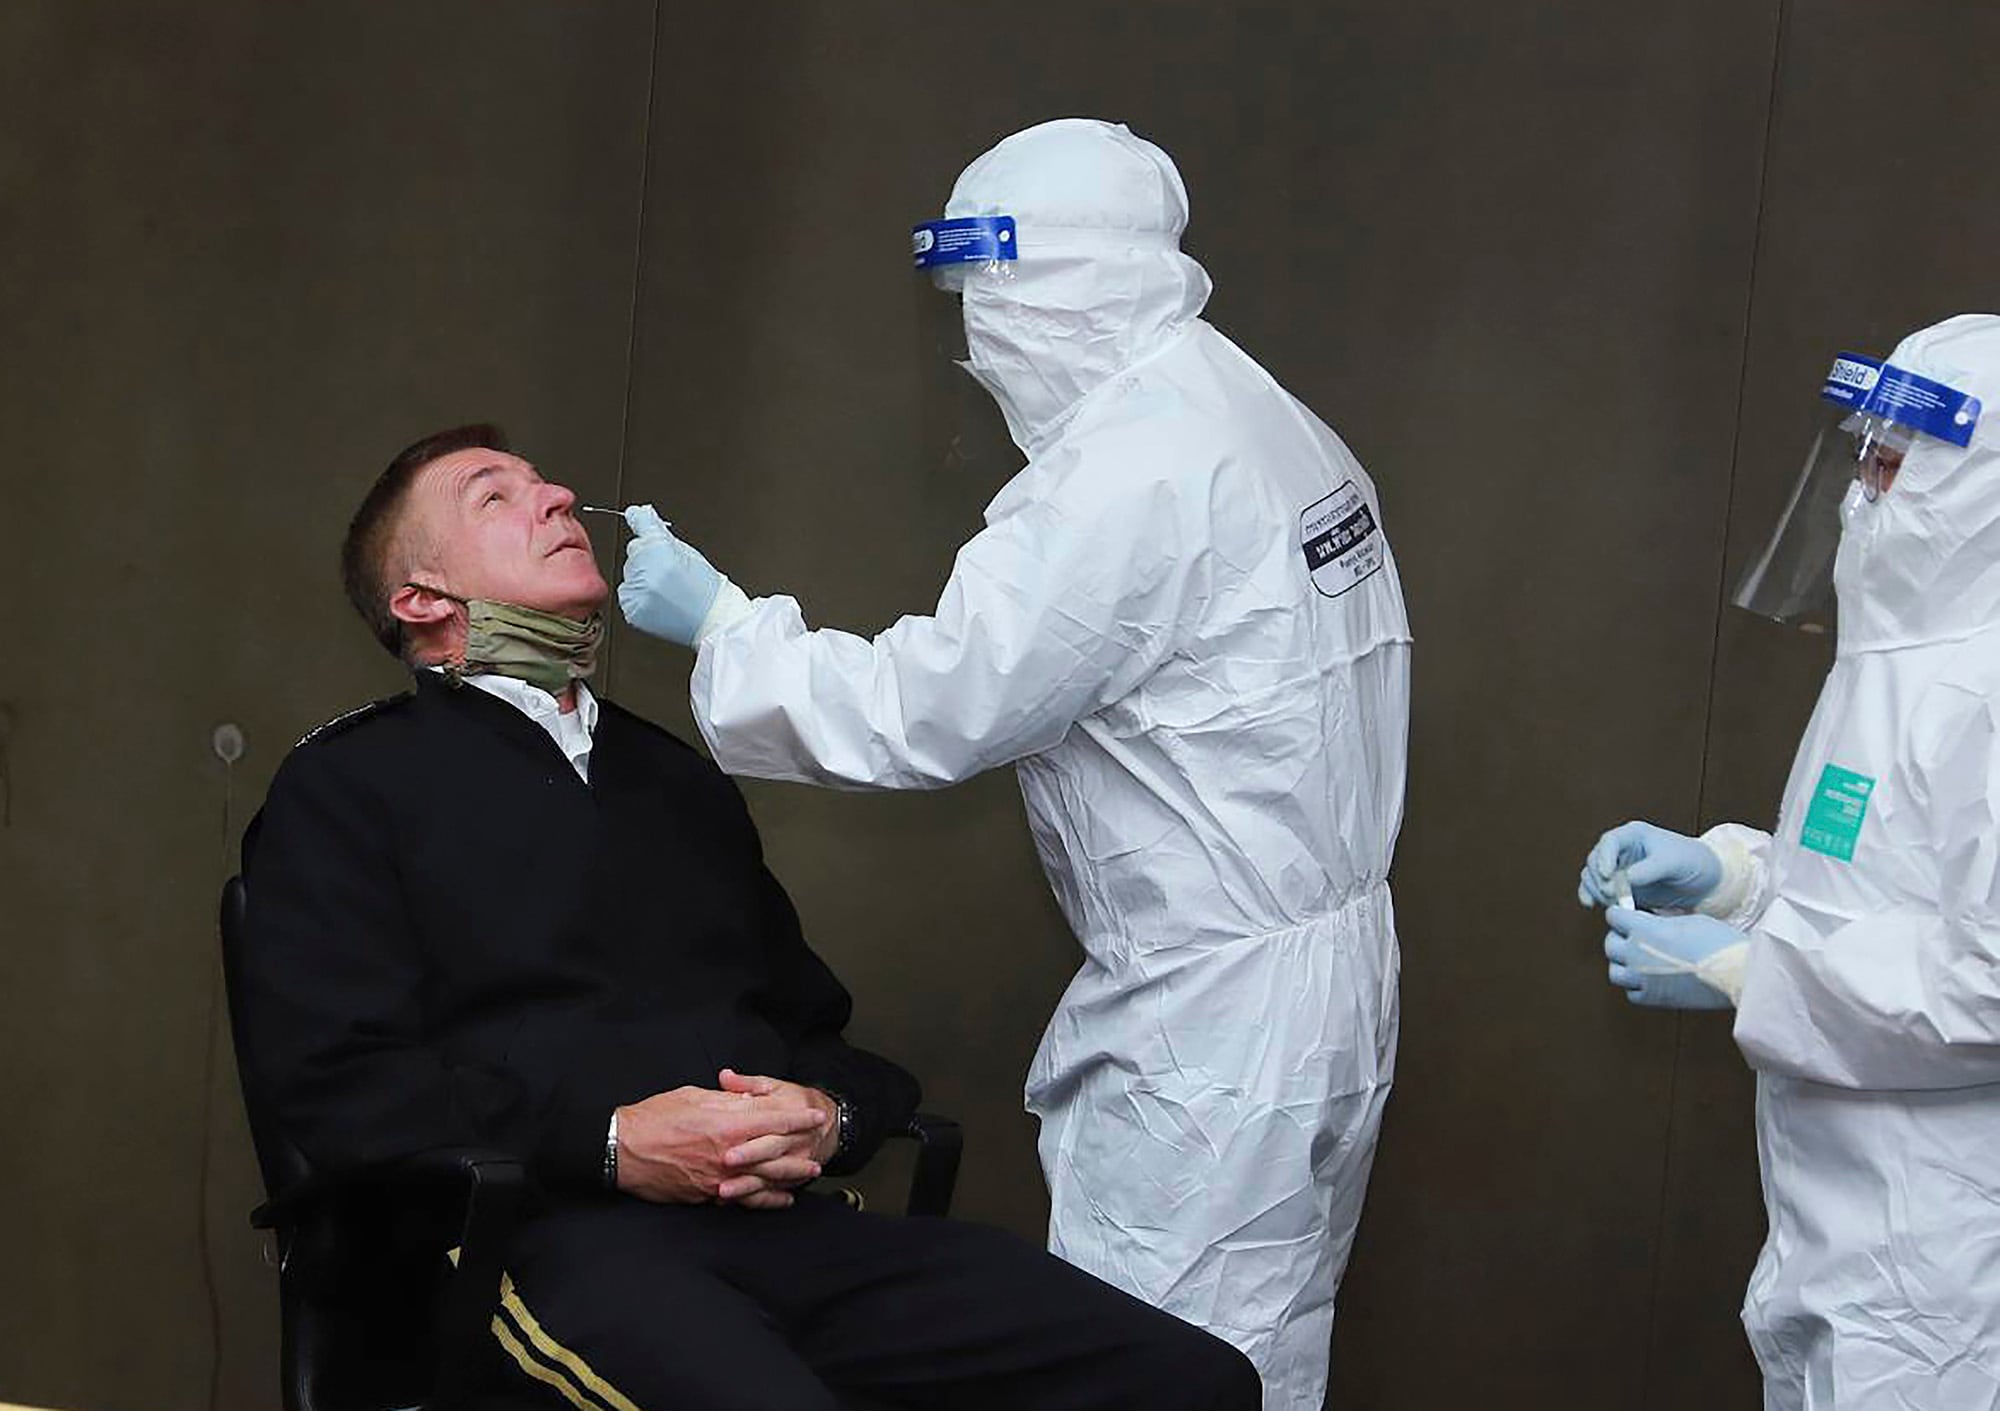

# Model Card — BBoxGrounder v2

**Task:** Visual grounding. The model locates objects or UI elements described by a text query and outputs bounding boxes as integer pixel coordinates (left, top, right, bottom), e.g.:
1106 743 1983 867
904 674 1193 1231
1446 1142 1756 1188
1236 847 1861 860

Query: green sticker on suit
1801 763 1875 861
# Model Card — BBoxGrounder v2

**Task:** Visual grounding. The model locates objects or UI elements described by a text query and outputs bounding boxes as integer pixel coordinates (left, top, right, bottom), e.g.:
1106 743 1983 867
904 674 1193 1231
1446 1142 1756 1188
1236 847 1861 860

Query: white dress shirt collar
438 670 599 782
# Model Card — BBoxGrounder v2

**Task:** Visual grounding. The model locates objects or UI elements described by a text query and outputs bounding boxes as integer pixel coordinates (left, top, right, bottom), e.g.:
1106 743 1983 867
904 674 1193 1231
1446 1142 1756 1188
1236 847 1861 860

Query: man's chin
540 570 610 620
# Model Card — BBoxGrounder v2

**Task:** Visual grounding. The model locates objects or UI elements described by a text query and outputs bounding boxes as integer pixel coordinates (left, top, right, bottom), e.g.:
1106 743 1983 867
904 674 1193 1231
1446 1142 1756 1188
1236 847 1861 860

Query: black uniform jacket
238 671 920 1194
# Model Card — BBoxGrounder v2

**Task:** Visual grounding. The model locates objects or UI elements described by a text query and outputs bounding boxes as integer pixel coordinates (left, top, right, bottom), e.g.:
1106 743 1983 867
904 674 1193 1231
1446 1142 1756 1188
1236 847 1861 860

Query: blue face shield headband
1734 351 1983 630
912 216 1018 292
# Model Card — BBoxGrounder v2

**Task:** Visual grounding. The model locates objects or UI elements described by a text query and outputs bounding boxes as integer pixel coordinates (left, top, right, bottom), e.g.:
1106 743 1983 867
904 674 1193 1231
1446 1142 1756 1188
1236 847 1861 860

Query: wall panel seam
604 0 664 698
1644 2 1795 1406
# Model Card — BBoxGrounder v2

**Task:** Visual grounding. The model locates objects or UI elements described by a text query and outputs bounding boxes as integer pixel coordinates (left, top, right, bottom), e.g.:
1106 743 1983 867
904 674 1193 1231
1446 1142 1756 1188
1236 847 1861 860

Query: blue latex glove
617 504 723 647
1578 820 1723 911
1603 907 1740 1010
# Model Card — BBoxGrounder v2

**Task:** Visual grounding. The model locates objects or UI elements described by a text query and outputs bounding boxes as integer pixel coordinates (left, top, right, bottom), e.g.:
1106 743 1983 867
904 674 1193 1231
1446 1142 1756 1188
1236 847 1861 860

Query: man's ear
389 580 459 630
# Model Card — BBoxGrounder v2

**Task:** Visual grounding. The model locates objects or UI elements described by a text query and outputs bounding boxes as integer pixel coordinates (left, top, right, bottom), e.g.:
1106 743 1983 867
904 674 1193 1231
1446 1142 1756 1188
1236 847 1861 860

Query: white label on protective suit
1300 481 1384 598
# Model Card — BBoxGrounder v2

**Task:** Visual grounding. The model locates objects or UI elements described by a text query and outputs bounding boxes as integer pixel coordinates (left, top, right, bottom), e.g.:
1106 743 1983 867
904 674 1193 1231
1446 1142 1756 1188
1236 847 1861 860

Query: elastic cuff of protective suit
694 579 754 646
1696 827 1757 923
1695 941 1750 1007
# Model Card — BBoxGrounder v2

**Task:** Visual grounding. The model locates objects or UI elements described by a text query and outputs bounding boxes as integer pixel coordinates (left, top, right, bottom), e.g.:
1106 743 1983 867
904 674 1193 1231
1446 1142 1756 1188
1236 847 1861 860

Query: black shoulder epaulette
293 692 413 749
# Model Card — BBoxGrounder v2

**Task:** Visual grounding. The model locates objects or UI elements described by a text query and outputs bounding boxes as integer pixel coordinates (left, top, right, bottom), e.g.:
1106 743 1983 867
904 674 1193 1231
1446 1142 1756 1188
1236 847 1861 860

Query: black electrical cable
194 744 238 1411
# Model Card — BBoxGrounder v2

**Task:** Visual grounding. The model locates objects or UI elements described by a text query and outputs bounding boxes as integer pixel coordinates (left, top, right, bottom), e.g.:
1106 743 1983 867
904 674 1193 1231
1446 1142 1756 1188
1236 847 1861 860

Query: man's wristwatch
603 1110 620 1189
826 1091 856 1164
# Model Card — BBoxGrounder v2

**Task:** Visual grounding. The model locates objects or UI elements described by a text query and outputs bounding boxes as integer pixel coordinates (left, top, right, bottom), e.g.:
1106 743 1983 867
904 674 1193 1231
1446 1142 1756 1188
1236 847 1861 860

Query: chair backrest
218 875 314 1202
218 873 447 1411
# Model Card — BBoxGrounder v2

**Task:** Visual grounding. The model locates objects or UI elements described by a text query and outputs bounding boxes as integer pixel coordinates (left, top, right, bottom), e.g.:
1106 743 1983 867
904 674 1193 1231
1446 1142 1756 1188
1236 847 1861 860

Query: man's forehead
423 446 537 485
409 450 546 512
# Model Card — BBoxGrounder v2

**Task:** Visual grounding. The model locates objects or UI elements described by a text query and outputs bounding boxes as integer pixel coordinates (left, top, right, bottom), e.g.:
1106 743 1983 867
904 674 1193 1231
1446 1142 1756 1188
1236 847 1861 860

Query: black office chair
220 875 965 1411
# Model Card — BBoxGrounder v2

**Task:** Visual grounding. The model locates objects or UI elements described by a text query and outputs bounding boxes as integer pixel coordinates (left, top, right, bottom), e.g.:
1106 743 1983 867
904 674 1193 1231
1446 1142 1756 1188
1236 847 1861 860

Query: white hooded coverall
1701 314 2000 1409
689 119 1412 1409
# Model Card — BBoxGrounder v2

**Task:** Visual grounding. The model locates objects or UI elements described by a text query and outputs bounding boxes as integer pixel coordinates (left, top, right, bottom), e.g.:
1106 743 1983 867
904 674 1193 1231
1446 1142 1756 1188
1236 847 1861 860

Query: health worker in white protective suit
613 118 1412 1409
1579 314 2000 1410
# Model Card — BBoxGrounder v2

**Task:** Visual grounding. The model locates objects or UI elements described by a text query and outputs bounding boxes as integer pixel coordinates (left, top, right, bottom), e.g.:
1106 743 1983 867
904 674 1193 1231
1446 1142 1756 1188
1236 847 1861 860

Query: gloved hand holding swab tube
616 503 751 647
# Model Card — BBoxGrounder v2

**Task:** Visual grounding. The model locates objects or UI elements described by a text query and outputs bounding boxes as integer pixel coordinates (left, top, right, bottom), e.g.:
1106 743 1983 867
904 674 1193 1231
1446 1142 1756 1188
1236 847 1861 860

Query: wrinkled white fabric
1833 317 2000 657
1699 823 1767 928
1719 314 2000 1409
946 119 1211 453
689 119 1411 1409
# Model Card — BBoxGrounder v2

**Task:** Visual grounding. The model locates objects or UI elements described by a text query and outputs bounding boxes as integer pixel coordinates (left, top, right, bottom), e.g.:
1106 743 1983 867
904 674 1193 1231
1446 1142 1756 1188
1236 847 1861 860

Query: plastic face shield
1733 353 1982 628
911 215 1018 293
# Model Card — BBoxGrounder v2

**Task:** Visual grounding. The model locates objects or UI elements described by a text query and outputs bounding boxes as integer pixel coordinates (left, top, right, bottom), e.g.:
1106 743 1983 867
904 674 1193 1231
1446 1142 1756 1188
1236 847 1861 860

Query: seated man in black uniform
238 425 1260 1411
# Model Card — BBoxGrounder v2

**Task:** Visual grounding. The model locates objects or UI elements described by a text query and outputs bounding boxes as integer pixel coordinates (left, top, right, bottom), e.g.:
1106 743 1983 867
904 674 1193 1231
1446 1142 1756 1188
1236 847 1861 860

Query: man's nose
542 482 578 518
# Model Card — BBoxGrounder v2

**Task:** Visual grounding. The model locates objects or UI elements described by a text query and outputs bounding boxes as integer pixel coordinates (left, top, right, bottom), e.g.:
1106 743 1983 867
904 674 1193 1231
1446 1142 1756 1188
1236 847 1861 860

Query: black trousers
491 1191 1261 1411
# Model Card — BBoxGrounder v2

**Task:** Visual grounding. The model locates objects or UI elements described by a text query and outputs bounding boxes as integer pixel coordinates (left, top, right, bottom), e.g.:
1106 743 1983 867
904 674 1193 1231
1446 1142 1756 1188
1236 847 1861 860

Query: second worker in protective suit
1581 313 2000 1409
617 118 1413 1410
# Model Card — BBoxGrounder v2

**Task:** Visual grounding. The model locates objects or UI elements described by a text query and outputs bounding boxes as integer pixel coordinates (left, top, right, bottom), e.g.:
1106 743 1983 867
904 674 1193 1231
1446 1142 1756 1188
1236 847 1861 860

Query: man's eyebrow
459 463 508 494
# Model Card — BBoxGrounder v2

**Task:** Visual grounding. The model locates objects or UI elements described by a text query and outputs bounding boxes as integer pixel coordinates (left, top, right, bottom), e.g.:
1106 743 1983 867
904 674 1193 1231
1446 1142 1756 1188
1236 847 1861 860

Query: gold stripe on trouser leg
445 1246 644 1411
498 1273 647 1411
491 1312 617 1411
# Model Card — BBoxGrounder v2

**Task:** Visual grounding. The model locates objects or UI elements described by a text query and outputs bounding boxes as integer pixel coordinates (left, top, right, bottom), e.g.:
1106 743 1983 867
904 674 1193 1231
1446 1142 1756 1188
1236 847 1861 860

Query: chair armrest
430 1152 529 1411
251 1147 528 1411
251 1146 528 1230
897 1113 963 1219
